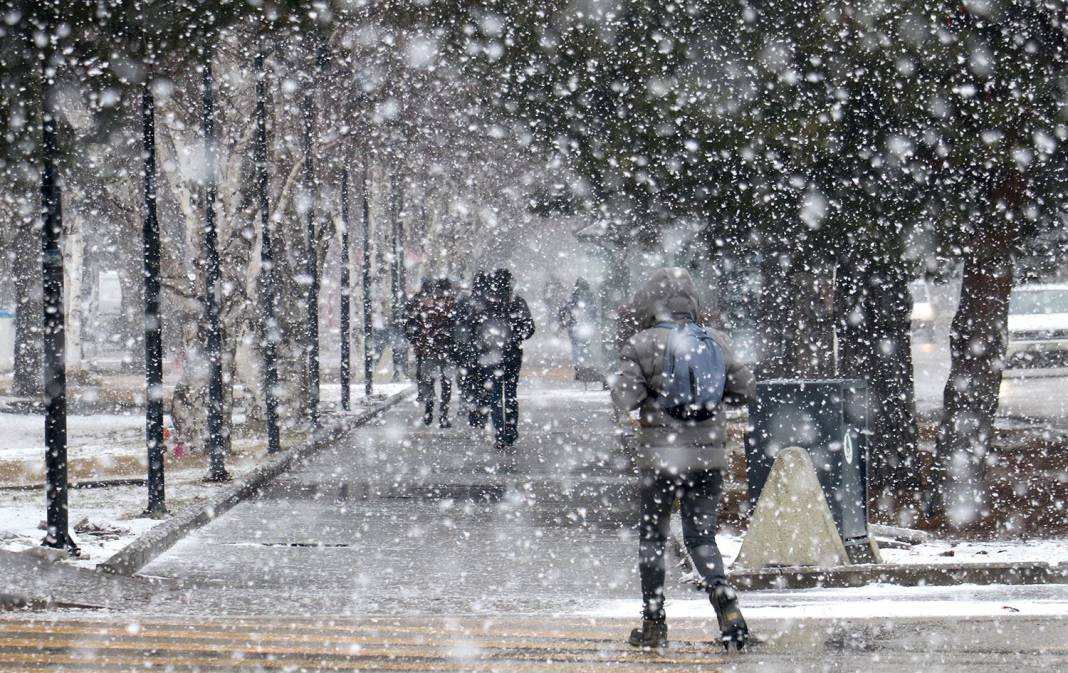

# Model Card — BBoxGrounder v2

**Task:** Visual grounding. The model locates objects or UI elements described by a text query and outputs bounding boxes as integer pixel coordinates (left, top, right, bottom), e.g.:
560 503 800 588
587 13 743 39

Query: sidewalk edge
729 561 1068 590
97 390 412 577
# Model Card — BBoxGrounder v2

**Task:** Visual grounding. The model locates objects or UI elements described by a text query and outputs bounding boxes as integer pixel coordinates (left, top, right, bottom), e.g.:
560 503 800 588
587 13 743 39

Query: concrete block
734 446 850 570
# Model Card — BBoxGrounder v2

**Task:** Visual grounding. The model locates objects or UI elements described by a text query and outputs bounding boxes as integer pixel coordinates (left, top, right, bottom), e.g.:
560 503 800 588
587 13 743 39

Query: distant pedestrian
610 267 755 651
558 278 599 376
454 271 492 427
478 268 534 454
405 278 458 427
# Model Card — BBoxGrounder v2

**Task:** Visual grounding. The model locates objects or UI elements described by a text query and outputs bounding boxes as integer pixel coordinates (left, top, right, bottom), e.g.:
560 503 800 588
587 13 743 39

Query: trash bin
745 379 875 563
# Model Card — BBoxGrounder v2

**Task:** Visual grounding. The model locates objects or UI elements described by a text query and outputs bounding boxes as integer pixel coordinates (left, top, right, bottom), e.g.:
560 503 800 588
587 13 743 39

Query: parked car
910 280 936 341
1006 283 1068 367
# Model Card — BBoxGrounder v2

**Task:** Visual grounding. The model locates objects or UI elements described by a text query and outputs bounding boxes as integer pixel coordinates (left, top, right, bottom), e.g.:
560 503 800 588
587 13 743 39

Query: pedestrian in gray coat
611 267 755 651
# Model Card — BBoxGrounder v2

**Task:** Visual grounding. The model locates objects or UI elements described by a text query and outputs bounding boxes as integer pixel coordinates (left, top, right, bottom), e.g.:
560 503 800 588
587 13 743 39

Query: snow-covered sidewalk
0 383 410 569
710 531 1068 569
581 582 1068 621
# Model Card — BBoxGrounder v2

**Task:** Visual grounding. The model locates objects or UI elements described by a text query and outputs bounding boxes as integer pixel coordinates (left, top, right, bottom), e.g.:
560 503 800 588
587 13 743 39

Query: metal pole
300 79 320 427
141 79 166 515
39 17 78 554
255 48 281 454
202 57 229 482
340 169 351 411
362 168 373 397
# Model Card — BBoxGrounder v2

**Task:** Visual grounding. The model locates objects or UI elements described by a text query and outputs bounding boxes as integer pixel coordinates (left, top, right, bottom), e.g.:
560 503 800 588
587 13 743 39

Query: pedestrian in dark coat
478 268 535 453
611 267 754 650
454 272 490 426
405 278 458 427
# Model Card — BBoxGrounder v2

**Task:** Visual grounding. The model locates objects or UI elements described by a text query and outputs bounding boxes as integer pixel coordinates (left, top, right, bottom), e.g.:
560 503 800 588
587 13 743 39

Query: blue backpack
654 321 727 422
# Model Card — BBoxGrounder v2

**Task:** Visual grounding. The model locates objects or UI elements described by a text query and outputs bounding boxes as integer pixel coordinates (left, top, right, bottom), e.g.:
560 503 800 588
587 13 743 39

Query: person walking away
405 278 458 427
610 267 755 651
454 271 491 427
406 281 433 402
478 268 534 455
558 278 600 377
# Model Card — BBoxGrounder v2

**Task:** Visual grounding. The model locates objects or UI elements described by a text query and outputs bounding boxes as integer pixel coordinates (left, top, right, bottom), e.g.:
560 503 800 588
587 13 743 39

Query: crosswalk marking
0 616 729 672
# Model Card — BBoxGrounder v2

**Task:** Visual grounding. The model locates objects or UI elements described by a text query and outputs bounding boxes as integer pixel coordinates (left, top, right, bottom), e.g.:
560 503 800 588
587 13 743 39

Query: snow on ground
318 382 410 406
0 456 279 568
0 386 410 568
0 413 143 462
707 532 1068 567
581 583 1068 620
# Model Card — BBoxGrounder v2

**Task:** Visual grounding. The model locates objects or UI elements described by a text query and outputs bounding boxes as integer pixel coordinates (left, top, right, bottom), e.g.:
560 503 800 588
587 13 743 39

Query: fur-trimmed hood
632 267 702 329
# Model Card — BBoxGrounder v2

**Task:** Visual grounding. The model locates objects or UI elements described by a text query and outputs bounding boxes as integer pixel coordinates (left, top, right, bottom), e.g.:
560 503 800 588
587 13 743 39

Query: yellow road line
0 618 718 645
0 625 722 655
0 650 725 672
0 633 725 665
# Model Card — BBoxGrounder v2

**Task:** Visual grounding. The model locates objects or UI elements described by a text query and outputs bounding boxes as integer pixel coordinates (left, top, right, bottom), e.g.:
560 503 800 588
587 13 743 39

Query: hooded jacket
611 267 755 473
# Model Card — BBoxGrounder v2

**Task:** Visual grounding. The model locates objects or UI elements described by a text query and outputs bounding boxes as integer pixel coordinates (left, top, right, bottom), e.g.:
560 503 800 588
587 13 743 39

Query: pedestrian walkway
135 380 643 617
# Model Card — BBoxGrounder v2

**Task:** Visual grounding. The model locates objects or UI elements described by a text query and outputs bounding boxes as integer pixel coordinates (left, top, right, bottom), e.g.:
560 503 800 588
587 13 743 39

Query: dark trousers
489 367 520 446
638 468 726 619
417 356 453 423
464 364 489 428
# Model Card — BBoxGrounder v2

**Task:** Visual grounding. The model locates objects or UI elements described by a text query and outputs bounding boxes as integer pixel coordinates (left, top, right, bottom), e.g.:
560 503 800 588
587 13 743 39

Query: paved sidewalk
138 381 640 616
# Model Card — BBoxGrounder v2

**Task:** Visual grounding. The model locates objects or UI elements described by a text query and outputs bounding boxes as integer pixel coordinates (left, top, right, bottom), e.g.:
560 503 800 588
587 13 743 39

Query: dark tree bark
300 75 320 426
141 79 166 515
757 229 835 380
340 169 351 411
361 167 373 397
835 237 919 504
201 57 229 482
254 46 281 454
39 15 77 554
930 207 1021 526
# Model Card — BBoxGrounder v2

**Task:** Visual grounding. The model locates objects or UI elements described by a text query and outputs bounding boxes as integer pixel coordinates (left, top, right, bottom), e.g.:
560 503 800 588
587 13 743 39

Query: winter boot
711 585 748 651
423 400 434 427
627 616 668 650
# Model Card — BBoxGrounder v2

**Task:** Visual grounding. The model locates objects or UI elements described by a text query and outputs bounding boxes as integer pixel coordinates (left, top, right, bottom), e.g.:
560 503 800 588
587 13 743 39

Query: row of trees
0 1 551 550
1 1 1064 543
398 0 1067 524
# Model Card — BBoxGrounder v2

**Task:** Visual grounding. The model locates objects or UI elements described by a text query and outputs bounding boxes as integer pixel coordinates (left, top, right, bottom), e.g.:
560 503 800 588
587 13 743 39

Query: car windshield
1009 289 1068 315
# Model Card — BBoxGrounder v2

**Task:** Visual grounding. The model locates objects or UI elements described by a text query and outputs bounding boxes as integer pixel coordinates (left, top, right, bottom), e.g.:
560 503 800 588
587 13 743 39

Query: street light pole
254 47 281 454
39 14 78 554
340 169 351 411
362 168 373 397
141 77 166 515
202 56 229 482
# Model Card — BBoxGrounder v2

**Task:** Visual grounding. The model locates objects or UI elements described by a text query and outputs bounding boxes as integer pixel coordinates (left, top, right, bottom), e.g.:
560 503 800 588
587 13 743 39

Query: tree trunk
835 240 920 507
758 235 835 379
931 238 1015 527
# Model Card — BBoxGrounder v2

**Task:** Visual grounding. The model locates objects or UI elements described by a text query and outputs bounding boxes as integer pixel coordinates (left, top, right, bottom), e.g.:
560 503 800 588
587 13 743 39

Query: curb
97 389 411 576
729 561 1068 590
